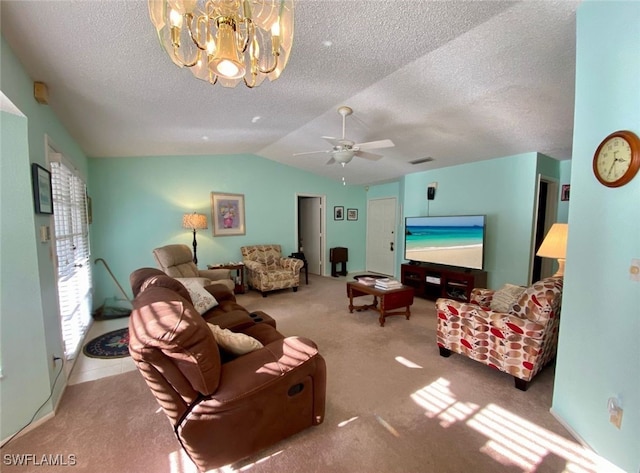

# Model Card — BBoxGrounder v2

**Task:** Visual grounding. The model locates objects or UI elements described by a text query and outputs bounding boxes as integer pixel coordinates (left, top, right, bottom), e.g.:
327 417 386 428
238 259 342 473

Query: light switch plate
630 258 640 282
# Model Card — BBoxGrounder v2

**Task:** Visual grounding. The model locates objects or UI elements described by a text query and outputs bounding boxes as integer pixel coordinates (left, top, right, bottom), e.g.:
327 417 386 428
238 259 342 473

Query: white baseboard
0 410 55 447
549 408 628 473
0 371 68 448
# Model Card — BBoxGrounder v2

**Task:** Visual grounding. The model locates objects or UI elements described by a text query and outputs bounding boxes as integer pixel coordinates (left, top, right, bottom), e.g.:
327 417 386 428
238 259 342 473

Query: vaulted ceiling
1 0 579 185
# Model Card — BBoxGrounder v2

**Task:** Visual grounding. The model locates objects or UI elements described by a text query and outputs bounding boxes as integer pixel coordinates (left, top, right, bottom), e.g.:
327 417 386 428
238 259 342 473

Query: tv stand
401 263 487 302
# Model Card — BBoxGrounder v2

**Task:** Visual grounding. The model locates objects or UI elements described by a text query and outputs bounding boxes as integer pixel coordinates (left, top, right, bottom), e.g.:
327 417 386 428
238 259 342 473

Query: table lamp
183 212 208 264
536 223 568 277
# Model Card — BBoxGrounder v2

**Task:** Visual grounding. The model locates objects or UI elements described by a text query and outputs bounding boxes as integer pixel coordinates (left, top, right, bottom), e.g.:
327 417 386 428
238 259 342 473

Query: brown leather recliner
128 268 327 471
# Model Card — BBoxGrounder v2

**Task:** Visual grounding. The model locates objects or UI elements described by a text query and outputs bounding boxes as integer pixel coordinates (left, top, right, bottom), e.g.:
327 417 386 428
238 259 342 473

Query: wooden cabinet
400 263 487 302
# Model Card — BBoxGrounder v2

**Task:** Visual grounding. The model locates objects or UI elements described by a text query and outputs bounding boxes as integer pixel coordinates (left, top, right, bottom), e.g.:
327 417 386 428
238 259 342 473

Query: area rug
82 328 130 359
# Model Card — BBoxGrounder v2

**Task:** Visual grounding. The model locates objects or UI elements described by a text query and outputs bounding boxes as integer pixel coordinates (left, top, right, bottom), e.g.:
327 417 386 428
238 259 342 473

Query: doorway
531 177 559 283
366 197 397 276
296 194 325 276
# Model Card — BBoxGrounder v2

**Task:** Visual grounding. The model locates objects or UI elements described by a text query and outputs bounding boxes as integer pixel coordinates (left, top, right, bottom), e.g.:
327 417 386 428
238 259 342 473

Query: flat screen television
404 215 486 270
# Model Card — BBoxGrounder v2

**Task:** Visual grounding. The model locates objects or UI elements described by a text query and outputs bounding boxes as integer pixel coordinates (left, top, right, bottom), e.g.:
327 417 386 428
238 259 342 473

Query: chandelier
148 0 294 88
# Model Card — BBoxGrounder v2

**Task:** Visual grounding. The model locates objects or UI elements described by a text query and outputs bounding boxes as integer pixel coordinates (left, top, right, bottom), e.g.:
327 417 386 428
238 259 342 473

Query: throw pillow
490 283 526 313
207 323 263 355
179 279 218 315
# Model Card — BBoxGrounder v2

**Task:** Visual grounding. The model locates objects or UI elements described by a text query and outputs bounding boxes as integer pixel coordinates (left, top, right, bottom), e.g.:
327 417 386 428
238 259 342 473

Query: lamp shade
182 212 208 230
536 223 568 259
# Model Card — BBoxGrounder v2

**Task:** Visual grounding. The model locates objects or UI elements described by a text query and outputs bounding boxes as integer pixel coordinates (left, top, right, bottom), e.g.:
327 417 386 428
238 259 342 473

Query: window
50 153 92 359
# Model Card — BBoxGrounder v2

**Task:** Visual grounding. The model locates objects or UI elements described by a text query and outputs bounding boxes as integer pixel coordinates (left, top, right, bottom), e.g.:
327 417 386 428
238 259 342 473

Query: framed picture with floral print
210 192 245 236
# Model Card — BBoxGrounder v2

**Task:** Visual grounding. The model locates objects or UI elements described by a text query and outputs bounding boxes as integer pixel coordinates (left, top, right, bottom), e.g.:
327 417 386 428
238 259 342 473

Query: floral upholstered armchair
240 245 304 297
435 277 563 391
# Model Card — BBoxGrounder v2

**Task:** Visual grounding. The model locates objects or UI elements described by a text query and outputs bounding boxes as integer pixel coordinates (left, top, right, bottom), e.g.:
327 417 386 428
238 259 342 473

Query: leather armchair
240 244 304 296
436 277 563 391
152 244 234 292
128 269 326 471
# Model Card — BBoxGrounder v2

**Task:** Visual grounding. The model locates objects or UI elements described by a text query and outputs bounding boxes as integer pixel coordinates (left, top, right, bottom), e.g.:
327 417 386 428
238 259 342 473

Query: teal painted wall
88 155 367 305
1 36 90 435
401 153 540 288
552 3 640 472
0 110 51 440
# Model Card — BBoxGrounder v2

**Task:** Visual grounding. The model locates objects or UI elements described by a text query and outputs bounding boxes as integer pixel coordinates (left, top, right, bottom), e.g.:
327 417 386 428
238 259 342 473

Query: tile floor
67 317 137 385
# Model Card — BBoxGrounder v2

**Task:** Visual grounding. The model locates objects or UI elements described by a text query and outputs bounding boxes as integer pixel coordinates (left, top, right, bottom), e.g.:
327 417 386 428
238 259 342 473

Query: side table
207 263 245 294
290 252 308 284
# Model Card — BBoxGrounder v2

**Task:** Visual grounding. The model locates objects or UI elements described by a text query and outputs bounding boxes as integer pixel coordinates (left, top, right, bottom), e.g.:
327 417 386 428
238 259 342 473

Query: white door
299 196 322 274
366 197 397 276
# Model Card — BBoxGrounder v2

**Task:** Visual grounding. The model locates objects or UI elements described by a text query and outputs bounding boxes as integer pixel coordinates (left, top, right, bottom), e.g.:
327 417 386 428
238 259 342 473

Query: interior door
531 177 559 283
366 197 397 276
299 196 322 275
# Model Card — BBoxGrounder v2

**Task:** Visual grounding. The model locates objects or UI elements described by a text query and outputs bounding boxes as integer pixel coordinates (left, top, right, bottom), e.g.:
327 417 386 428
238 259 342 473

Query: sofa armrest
198 268 232 281
470 288 494 308
436 298 547 340
175 277 212 287
206 337 320 403
204 310 254 332
243 260 265 272
280 257 303 271
203 285 236 303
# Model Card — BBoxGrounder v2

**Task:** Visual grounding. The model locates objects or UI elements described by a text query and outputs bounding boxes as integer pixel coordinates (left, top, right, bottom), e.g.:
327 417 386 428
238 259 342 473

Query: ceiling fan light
333 149 354 165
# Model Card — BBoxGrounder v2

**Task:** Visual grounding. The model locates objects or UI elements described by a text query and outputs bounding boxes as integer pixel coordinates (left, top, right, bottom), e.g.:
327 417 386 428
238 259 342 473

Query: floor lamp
183 212 208 265
536 223 568 277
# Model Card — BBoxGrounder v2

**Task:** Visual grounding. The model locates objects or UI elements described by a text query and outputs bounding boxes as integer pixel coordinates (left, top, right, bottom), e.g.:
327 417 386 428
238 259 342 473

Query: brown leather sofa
128 268 327 471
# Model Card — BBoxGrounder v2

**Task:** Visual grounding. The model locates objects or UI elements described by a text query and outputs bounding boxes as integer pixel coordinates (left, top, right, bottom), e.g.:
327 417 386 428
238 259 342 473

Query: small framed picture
334 206 344 220
31 163 53 214
561 184 570 201
347 208 358 221
211 192 246 236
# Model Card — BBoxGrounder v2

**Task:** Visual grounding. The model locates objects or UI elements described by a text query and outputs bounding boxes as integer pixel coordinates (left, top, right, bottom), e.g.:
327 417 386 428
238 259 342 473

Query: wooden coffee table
346 281 414 327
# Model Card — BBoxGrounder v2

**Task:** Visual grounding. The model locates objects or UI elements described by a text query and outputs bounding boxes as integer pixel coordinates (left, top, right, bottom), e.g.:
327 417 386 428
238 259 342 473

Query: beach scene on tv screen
405 215 484 269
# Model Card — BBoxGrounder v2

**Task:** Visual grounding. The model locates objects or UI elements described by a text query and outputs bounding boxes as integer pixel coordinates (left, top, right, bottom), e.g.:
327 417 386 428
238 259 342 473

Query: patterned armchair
241 245 304 297
436 277 563 391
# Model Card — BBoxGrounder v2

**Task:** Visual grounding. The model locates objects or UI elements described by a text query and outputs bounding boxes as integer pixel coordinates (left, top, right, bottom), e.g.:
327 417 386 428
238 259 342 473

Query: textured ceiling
0 0 578 185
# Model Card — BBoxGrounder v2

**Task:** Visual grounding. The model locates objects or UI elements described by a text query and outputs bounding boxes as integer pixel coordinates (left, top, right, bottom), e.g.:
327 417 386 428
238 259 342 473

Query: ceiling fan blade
326 157 336 165
356 139 395 150
322 136 341 147
355 150 383 161
293 149 330 157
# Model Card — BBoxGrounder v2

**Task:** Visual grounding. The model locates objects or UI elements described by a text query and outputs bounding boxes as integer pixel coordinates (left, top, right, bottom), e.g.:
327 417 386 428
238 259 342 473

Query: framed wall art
31 163 53 214
561 184 570 201
334 206 344 220
347 208 358 221
210 192 245 236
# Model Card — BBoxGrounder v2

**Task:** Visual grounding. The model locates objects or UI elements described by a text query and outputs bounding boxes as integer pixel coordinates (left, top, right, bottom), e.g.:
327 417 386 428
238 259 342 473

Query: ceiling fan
293 106 395 166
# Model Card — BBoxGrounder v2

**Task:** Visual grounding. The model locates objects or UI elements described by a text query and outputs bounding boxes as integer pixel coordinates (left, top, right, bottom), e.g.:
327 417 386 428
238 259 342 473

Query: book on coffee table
357 277 378 286
374 278 402 290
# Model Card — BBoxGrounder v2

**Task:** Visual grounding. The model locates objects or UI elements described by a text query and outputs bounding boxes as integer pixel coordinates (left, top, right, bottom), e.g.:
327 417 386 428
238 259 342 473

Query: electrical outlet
608 396 623 429
610 408 623 429
630 258 640 281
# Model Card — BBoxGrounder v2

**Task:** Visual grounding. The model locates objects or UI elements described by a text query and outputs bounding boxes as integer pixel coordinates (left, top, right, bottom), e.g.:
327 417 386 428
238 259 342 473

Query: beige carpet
1 275 609 473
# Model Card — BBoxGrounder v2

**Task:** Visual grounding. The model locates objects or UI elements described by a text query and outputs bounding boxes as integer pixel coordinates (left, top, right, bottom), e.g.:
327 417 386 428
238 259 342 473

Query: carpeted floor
1 274 614 473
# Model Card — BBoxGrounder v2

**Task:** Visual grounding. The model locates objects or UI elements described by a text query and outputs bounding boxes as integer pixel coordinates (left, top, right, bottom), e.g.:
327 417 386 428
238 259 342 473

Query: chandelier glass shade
148 0 294 88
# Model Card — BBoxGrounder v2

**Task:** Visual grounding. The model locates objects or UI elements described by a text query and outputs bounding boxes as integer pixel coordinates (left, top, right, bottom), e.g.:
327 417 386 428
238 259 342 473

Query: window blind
50 158 92 359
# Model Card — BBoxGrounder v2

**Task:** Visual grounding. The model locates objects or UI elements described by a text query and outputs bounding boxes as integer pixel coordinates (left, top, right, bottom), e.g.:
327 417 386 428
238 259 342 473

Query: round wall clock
592 130 640 187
